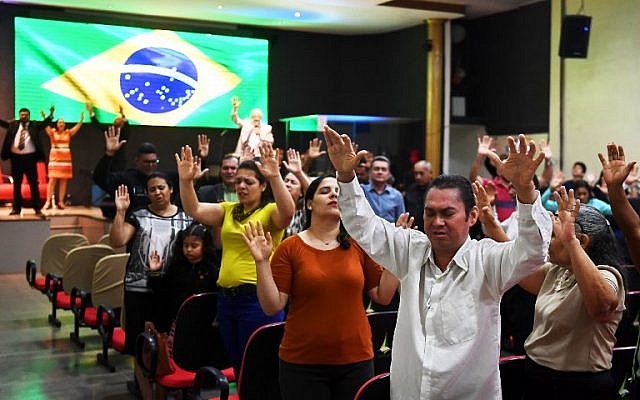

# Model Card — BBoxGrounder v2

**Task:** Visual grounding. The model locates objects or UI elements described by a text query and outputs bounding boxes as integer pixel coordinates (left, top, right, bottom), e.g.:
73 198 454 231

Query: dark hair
232 160 272 220
426 174 476 218
18 107 30 114
170 222 216 266
573 161 587 174
303 175 350 249
146 172 173 190
575 205 623 268
573 180 592 200
137 142 158 156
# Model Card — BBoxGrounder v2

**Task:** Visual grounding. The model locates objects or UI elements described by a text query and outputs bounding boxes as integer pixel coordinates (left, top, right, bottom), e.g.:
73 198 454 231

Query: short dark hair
573 179 592 198
171 222 216 266
573 161 587 174
426 174 476 218
136 142 158 157
146 171 172 190
18 107 30 114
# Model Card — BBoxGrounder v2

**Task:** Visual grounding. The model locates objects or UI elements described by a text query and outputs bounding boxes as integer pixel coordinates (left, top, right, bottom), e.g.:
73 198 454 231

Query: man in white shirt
323 126 552 399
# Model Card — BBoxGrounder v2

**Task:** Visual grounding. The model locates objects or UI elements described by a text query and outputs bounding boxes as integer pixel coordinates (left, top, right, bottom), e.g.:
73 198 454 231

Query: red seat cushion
34 277 46 291
112 328 126 352
83 307 111 327
221 367 235 382
55 292 81 309
156 359 195 389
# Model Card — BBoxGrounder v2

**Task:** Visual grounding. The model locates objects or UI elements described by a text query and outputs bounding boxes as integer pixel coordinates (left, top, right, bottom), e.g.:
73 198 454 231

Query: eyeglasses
141 159 160 165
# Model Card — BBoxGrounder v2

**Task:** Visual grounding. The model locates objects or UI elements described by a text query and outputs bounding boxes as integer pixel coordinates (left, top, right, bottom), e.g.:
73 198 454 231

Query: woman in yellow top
176 142 295 375
43 112 84 209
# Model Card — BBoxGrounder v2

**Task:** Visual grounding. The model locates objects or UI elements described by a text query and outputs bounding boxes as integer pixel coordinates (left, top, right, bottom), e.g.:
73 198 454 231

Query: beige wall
550 0 640 182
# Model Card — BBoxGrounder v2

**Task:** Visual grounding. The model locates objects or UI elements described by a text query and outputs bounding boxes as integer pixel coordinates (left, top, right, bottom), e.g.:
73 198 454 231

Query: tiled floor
0 273 136 400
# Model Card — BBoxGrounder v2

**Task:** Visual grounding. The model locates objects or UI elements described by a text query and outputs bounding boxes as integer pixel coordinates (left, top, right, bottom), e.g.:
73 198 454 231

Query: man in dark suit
197 153 239 203
1 107 53 216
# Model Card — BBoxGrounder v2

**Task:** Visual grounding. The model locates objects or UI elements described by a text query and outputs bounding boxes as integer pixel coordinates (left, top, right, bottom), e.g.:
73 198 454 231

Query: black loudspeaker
559 15 592 58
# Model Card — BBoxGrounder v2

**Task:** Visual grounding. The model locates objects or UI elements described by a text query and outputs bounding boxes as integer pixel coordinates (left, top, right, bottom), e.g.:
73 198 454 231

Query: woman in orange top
243 174 398 400
43 112 84 209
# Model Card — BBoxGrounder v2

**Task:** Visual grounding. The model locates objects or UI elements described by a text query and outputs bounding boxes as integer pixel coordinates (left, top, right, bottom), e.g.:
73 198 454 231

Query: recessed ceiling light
217 5 223 10
294 11 301 18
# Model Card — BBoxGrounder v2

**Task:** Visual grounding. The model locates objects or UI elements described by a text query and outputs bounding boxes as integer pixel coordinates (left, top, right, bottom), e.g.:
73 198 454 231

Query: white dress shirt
338 176 551 400
12 122 36 154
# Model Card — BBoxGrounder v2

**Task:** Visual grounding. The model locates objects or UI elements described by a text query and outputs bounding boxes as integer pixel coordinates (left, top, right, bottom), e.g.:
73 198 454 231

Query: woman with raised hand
176 141 294 376
520 186 625 400
43 111 84 209
242 175 398 400
109 172 193 399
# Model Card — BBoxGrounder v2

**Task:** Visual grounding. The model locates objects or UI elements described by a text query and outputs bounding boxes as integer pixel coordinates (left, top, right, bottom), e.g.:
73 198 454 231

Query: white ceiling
5 0 544 34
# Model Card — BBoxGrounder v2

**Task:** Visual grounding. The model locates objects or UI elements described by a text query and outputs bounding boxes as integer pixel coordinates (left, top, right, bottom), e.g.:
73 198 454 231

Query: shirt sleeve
338 175 427 280
482 193 552 296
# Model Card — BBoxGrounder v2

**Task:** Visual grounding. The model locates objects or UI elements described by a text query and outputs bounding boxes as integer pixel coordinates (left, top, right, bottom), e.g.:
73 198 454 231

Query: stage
0 205 108 274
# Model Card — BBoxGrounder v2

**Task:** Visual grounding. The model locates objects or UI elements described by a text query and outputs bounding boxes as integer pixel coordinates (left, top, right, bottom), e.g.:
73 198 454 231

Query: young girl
148 222 219 326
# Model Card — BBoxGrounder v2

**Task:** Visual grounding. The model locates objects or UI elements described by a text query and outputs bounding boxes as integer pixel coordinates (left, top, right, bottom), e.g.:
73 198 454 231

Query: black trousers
279 359 374 400
10 153 41 211
522 357 616 400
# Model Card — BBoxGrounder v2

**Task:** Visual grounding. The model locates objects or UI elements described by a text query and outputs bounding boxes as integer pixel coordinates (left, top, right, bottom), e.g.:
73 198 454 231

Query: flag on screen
41 30 241 126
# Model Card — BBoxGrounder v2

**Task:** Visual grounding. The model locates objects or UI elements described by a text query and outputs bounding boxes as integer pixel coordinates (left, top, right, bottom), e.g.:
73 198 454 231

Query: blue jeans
217 293 283 375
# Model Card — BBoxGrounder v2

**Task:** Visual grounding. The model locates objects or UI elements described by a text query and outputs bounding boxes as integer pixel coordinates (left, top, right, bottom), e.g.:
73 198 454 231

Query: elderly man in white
323 126 552 400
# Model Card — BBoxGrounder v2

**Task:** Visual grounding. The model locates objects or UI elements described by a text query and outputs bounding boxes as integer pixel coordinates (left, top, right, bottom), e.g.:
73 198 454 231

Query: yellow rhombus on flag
41 30 241 126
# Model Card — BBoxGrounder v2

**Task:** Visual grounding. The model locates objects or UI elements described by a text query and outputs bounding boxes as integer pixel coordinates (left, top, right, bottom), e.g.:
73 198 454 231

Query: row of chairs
24 232 130 370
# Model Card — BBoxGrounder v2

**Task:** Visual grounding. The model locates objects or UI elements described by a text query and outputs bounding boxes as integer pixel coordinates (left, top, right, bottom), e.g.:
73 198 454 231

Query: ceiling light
294 11 301 18
217 5 223 10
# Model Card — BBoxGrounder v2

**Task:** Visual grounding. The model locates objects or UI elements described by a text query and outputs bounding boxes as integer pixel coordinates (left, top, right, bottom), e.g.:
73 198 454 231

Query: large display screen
15 17 269 127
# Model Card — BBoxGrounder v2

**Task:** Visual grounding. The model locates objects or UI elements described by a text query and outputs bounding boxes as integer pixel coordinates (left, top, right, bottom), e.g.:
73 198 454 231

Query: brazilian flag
15 17 269 127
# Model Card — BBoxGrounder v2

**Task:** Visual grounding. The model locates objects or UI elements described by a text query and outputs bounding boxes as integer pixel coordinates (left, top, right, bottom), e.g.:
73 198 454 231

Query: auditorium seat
69 253 127 349
191 321 285 400
47 244 114 327
25 232 89 294
136 293 234 397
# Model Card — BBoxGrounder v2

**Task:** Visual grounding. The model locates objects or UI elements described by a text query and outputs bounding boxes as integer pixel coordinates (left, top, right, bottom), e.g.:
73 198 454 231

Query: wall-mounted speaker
559 15 591 58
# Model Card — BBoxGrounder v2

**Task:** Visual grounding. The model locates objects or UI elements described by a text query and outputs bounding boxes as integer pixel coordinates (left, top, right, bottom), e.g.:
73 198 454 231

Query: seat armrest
70 287 91 318
193 366 230 400
26 260 37 286
136 331 158 381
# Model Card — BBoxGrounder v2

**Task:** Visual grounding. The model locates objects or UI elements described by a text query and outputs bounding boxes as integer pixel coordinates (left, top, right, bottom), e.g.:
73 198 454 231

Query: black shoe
9 209 20 215
34 210 46 219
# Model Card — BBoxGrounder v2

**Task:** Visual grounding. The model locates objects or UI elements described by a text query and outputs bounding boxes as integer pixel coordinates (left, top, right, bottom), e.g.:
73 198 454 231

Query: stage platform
0 206 108 274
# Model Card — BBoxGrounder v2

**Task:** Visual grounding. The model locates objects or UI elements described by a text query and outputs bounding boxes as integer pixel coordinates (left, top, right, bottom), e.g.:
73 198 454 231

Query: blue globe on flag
120 47 198 114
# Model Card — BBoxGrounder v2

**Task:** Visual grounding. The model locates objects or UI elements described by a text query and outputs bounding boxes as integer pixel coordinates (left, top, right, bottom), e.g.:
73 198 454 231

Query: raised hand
114 184 130 212
241 221 273 262
148 250 164 272
85 102 93 113
554 186 580 244
118 104 124 116
275 147 284 167
40 110 46 119
48 105 55 118
307 138 327 160
79 112 85 122
598 143 637 188
231 96 240 109
104 126 126 156
477 135 495 157
539 139 552 160
550 170 565 190
193 155 209 180
282 148 302 174
486 134 544 201
322 125 368 179
472 180 496 224
396 212 417 230
256 142 280 179
197 134 211 158
175 145 200 181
